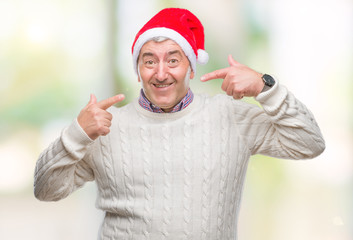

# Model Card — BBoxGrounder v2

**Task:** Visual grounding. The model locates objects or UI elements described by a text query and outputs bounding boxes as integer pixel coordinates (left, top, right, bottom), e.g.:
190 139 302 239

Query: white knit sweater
34 83 325 240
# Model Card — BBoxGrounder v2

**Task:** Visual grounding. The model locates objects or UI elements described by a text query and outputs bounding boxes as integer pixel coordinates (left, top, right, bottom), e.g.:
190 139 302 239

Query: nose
155 62 168 82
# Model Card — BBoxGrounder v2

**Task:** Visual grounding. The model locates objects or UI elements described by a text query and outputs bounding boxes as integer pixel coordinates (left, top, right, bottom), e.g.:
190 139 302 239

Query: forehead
139 39 186 57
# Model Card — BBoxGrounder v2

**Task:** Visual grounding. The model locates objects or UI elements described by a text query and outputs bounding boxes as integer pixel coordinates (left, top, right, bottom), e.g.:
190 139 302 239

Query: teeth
155 84 170 88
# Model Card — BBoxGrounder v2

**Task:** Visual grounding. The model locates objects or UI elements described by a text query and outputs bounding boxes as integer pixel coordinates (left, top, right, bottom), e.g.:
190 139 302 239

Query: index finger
96 94 125 110
200 68 228 82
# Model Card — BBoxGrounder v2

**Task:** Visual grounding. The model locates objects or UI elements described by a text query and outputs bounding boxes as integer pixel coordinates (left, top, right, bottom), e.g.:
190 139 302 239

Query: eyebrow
168 50 182 57
141 52 154 58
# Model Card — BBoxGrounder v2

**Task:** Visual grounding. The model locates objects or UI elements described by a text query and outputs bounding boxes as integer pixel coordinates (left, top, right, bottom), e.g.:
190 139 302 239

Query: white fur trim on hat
132 27 197 74
197 49 209 65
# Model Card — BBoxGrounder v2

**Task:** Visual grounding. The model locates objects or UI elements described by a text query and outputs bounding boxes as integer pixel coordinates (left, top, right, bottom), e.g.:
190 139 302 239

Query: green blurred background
1 0 352 239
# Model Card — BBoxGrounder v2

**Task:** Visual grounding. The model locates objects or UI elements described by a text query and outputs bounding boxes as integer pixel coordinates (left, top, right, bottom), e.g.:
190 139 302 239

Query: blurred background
0 0 352 239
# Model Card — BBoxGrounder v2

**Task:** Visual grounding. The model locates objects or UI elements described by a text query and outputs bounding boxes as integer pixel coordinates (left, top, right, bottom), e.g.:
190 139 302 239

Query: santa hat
132 8 209 74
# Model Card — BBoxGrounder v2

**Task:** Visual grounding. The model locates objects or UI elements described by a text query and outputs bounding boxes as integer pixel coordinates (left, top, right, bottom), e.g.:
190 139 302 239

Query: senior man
34 8 325 240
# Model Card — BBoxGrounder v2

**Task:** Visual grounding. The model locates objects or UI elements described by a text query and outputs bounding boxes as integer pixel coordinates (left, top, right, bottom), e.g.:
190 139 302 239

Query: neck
138 88 194 113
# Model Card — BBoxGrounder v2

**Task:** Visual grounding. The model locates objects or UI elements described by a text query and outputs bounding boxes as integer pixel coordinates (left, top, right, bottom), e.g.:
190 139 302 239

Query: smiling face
137 39 194 112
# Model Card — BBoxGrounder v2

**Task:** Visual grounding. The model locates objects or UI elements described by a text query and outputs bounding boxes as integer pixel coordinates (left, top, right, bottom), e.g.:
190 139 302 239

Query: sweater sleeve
237 81 325 159
34 118 96 201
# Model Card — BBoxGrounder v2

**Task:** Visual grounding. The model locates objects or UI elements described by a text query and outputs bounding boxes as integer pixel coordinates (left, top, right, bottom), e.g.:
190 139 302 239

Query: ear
137 64 141 82
190 71 195 80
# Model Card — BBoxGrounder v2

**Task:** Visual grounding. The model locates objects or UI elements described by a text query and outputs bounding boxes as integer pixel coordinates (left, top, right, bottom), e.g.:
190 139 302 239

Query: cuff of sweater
255 80 288 115
60 118 94 160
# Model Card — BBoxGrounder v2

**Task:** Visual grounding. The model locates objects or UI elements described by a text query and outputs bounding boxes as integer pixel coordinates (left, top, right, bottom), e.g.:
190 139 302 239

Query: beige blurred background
0 0 352 239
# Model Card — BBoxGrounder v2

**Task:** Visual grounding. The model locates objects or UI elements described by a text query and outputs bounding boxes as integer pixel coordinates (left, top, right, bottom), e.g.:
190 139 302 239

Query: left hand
201 55 265 99
77 94 125 140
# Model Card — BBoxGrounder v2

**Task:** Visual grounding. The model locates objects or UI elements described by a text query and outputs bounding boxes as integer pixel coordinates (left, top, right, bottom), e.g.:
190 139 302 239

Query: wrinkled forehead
138 39 187 60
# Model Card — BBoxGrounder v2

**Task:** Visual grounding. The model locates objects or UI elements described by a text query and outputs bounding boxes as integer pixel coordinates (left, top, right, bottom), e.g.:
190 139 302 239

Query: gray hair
136 36 170 65
150 36 169 42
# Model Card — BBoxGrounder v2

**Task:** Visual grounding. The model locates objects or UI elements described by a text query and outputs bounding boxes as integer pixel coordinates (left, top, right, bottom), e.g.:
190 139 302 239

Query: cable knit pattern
140 125 153 239
161 124 172 239
201 101 211 239
217 102 230 240
119 122 135 239
99 136 120 237
182 118 193 238
34 83 325 240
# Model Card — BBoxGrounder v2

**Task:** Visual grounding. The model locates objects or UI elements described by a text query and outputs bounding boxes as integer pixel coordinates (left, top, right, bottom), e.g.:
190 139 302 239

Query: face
137 39 194 112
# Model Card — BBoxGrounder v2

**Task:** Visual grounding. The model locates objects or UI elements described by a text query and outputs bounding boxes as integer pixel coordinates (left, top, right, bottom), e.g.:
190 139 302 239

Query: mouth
153 83 173 88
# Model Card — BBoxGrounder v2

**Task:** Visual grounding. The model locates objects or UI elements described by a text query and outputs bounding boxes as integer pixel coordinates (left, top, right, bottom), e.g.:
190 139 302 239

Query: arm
34 119 95 201
239 82 325 159
34 94 125 201
202 55 325 159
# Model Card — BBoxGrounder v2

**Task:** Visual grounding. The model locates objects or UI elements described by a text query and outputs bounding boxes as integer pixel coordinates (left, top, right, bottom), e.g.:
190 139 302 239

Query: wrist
261 74 276 90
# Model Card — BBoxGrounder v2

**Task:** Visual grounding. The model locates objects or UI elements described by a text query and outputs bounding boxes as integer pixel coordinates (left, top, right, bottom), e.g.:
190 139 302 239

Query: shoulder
108 101 136 115
199 93 259 110
197 94 266 123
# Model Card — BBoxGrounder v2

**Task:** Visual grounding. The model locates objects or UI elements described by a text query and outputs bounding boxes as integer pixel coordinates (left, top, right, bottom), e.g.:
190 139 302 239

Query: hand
77 94 125 140
201 55 265 99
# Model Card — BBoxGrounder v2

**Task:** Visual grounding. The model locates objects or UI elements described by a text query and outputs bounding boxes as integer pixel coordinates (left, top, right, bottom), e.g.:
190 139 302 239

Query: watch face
262 74 275 87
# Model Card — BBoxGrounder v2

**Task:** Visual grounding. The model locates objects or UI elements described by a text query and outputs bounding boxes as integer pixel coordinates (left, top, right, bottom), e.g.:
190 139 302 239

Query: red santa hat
132 8 209 74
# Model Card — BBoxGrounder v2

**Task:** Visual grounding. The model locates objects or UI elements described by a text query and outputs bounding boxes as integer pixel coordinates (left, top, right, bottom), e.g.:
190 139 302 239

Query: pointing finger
200 68 229 82
96 94 125 110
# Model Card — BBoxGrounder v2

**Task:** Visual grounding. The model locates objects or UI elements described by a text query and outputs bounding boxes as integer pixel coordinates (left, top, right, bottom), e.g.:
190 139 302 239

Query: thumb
88 94 97 105
228 54 239 67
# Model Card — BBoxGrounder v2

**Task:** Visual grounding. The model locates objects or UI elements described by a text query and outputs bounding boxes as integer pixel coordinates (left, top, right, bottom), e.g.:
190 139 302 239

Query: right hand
200 55 264 99
77 94 125 140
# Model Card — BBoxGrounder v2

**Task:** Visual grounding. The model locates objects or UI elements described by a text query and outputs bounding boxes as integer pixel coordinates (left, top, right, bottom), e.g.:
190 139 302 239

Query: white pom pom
197 49 209 65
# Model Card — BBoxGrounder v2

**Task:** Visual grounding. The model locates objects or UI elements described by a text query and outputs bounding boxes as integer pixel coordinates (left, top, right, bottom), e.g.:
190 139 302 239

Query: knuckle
96 121 111 136
233 93 241 99
233 87 240 94
101 128 110 136
107 112 113 120
229 81 237 88
228 71 237 79
221 82 228 91
233 85 244 93
97 123 105 131
87 107 98 116
105 100 113 108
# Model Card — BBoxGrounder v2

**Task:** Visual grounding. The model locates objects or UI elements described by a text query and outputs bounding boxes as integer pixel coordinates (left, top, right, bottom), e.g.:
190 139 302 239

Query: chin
155 101 174 109
152 96 175 107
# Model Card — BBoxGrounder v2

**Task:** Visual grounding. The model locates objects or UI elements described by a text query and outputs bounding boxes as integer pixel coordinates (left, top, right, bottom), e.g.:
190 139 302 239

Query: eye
168 58 179 67
143 60 157 68
145 60 154 65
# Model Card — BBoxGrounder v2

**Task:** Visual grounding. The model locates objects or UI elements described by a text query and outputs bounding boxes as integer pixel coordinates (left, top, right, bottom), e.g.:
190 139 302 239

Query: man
34 8 325 240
